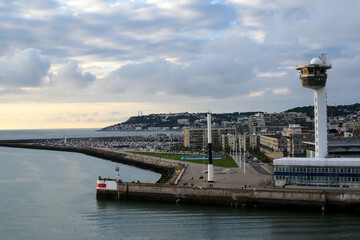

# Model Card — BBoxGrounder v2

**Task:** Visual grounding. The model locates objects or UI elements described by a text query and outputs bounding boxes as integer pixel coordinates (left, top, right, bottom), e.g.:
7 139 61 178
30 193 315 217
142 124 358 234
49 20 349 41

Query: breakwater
0 141 184 184
97 182 360 212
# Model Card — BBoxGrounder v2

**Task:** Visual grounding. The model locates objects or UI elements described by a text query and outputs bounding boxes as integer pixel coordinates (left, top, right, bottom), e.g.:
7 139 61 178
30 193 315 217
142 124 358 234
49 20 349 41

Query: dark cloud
95 31 292 101
99 55 254 99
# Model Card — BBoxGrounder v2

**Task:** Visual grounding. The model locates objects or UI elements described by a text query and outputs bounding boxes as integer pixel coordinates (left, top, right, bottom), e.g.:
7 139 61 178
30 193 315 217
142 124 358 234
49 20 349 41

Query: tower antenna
319 53 327 64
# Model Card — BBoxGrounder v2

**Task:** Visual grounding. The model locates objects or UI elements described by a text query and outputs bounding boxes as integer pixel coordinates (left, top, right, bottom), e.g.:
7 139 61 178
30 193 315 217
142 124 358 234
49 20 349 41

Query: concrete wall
97 182 360 212
121 153 184 184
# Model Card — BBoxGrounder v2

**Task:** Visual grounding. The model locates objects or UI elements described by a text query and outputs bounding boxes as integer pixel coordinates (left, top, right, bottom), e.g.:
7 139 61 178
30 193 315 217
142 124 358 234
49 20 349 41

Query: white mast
207 112 214 182
235 138 238 166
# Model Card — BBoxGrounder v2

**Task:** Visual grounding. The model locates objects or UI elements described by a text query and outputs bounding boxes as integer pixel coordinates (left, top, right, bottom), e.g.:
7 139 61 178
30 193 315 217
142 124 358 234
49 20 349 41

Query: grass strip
128 151 238 168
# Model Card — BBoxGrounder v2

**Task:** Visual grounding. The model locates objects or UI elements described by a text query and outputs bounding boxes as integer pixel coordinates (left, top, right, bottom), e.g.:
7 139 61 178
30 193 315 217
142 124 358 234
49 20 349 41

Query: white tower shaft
314 87 328 158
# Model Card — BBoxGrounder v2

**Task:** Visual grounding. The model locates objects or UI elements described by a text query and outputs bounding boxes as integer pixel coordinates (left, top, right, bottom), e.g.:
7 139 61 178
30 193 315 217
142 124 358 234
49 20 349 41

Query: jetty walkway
103 148 274 189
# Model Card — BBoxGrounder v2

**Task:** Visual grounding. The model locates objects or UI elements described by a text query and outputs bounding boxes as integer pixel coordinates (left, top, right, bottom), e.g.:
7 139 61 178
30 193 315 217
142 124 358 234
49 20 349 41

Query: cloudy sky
0 0 359 129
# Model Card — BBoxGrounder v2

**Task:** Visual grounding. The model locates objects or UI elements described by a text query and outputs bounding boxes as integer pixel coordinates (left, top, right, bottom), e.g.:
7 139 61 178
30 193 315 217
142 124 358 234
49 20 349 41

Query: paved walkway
252 164 271 175
178 161 273 188
109 149 274 189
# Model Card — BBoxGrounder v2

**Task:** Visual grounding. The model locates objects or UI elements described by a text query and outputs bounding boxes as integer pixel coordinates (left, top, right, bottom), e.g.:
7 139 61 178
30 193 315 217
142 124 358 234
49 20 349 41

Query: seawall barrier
97 182 360 212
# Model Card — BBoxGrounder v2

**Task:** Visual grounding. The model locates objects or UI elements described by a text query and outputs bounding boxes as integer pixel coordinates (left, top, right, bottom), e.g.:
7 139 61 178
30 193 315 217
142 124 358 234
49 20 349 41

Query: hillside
101 103 360 131
285 103 360 118
101 111 258 131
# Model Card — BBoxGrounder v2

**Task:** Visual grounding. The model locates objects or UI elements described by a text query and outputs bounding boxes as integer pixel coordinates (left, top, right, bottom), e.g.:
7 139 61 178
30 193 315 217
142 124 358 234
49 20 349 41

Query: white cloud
246 90 265 98
0 48 50 87
51 60 96 89
272 88 290 95
256 71 287 78
227 0 278 9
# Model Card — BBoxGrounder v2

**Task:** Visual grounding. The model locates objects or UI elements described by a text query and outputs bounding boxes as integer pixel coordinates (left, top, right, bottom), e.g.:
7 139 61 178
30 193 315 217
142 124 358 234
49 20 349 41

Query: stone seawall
97 182 360 212
0 142 184 184
120 153 184 184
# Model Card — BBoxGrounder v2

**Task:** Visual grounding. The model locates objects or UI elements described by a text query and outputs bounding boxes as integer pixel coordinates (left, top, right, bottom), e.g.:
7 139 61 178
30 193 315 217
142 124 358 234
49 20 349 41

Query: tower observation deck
295 54 332 90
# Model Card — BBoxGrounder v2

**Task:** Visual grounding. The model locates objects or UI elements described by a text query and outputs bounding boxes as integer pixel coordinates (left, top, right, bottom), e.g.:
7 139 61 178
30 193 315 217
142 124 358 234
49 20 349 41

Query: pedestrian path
115 149 274 188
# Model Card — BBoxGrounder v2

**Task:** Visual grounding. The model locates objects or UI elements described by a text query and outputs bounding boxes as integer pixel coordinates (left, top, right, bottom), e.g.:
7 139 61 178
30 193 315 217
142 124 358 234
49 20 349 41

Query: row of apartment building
184 125 360 159
183 127 236 149
184 124 310 157
183 111 360 158
183 111 313 157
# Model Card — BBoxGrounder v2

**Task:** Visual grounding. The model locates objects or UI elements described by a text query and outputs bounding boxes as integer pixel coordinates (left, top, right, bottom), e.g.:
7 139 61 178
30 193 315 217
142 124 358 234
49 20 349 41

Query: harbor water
0 128 180 140
1 129 360 239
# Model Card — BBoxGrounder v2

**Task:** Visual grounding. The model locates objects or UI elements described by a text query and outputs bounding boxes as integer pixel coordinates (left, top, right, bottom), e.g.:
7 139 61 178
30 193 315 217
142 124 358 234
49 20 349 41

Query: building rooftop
274 157 360 167
329 140 360 147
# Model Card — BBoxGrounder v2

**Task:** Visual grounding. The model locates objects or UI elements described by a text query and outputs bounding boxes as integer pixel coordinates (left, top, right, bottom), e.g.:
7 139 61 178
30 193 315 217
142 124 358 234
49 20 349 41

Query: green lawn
248 148 271 163
128 151 238 168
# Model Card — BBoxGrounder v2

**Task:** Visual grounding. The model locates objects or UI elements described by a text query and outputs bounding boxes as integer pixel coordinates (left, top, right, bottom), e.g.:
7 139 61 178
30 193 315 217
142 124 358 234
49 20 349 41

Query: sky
0 0 359 129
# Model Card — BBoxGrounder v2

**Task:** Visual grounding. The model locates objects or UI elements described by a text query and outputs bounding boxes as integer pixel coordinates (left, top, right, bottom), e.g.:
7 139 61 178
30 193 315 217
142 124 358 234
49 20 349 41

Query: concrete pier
97 181 360 212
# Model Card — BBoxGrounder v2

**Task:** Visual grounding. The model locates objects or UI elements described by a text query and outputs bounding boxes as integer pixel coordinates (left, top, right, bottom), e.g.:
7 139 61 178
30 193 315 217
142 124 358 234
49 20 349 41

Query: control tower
274 55 360 188
295 54 332 158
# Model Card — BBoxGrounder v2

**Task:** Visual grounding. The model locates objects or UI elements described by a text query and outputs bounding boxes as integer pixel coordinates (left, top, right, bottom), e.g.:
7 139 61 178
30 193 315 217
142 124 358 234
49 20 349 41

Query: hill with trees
101 103 360 131
285 103 360 118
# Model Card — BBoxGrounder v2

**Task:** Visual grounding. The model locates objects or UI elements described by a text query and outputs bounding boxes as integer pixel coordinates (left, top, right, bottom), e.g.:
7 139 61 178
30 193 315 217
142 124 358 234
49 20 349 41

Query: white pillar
239 138 241 167
207 112 214 182
243 140 246 174
314 87 328 158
